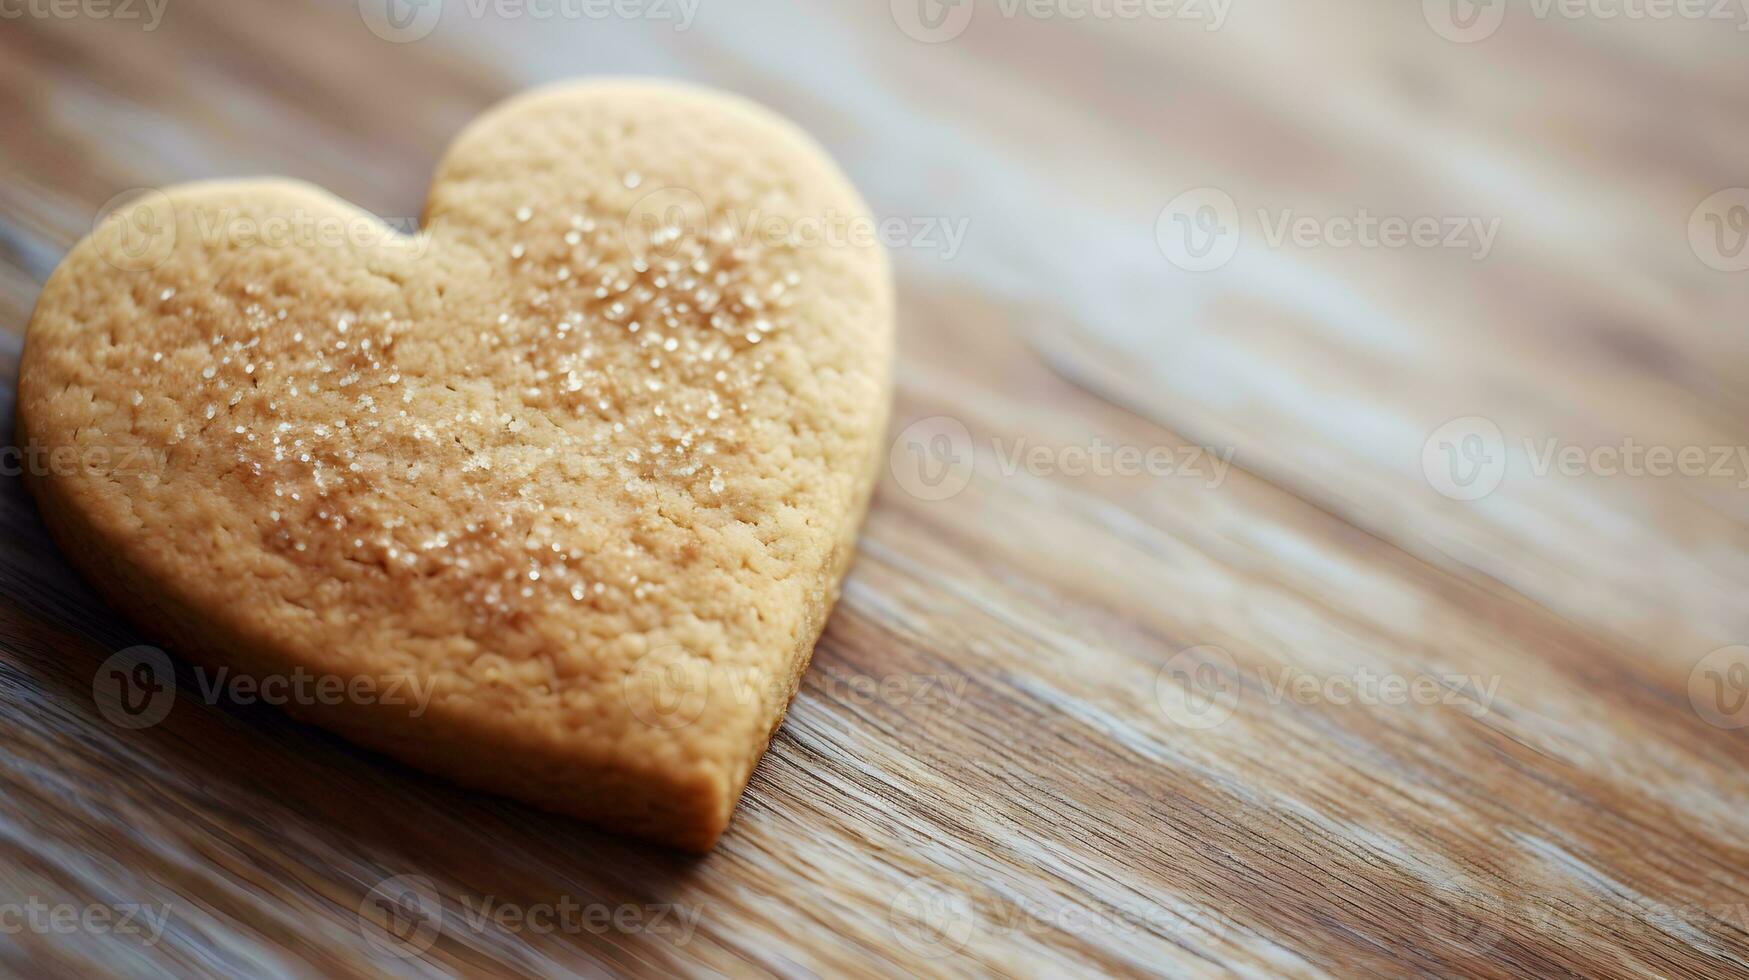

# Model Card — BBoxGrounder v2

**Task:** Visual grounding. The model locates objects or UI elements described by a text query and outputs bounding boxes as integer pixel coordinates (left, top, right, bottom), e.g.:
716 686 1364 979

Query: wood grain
2 1 1747 976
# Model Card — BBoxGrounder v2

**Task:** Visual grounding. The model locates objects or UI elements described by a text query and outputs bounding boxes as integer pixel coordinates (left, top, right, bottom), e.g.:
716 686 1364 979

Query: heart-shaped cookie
19 80 893 851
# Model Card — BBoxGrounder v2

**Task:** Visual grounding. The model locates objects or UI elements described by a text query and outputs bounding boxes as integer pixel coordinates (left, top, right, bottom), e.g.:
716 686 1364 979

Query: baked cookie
18 80 894 851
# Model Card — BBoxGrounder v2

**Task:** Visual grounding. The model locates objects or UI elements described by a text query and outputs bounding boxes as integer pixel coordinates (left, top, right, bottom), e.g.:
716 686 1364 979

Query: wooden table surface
3 1 1749 976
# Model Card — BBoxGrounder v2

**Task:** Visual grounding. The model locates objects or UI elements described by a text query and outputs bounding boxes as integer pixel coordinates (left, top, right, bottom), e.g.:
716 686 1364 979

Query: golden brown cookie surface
19 80 893 851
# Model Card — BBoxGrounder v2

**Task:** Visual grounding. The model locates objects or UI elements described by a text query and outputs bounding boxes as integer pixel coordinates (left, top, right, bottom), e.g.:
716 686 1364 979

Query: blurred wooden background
2 0 1748 975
